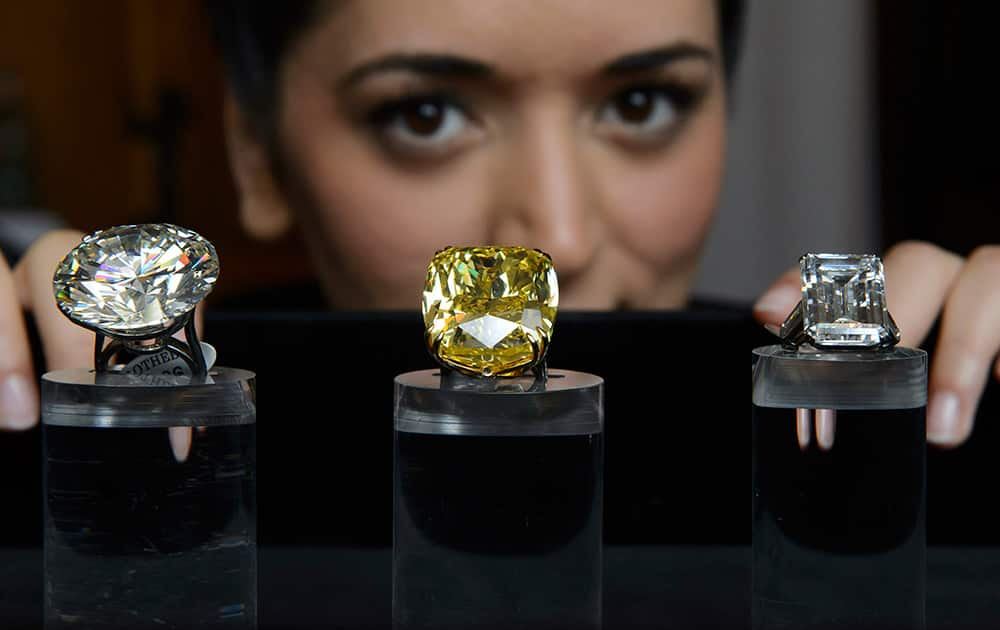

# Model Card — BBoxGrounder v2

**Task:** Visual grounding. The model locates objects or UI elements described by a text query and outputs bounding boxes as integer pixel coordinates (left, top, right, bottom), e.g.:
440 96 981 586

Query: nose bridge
495 104 597 273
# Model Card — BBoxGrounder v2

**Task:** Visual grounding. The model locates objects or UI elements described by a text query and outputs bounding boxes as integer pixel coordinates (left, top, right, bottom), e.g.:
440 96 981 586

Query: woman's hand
753 241 1000 447
0 230 90 430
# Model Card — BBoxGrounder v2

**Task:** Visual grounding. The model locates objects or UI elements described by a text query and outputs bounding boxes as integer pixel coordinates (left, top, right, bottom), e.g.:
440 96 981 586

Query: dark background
876 1 1000 254
1 308 998 549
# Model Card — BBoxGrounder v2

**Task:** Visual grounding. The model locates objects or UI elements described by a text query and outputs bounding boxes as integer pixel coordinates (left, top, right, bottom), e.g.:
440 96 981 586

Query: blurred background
0 0 997 303
0 0 311 298
699 0 999 300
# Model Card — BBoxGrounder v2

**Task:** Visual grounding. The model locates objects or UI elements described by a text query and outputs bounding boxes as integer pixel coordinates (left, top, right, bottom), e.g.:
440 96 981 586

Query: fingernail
0 375 37 430
763 323 781 337
796 408 812 450
927 391 963 444
754 285 801 318
816 409 837 451
169 427 193 463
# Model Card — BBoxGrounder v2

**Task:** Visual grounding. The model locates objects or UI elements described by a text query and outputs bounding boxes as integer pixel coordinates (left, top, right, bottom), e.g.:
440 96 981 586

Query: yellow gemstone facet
423 246 558 377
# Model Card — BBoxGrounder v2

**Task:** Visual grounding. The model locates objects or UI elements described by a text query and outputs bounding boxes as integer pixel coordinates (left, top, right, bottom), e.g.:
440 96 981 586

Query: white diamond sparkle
53 224 219 337
799 253 898 348
458 314 520 349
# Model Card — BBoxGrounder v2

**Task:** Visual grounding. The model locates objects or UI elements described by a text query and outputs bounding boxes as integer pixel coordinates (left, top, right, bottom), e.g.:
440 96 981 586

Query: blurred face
240 0 726 309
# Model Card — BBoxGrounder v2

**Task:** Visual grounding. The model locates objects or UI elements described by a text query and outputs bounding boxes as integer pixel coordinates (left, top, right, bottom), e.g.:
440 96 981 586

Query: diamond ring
779 253 900 350
52 223 219 375
422 246 558 380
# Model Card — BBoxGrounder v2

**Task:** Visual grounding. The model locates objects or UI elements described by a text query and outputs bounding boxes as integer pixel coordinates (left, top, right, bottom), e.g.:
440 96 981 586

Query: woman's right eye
369 96 474 156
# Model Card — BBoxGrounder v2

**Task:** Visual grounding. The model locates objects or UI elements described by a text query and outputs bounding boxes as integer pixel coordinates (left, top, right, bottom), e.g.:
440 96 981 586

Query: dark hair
205 0 746 138
718 0 746 76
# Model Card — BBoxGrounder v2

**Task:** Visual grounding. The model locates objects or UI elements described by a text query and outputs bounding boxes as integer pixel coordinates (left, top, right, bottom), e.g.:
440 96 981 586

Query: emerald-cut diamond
53 224 219 337
423 246 558 377
784 253 899 349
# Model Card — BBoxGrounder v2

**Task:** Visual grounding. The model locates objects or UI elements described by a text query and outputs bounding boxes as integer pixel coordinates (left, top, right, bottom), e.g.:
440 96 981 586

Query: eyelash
365 81 702 157
367 91 463 127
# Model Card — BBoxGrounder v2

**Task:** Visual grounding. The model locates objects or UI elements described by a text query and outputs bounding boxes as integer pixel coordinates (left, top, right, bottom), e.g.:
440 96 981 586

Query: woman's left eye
597 86 691 140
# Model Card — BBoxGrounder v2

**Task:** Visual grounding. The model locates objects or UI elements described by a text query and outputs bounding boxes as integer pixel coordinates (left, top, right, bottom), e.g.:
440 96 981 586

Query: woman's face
234 0 726 309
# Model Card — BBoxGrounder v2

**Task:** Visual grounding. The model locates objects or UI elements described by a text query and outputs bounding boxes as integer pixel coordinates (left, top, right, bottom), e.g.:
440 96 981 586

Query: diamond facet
53 224 219 337
423 246 558 377
796 253 899 348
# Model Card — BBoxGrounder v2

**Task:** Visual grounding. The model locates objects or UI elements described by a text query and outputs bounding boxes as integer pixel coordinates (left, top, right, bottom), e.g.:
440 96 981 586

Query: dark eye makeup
607 81 702 125
360 75 707 156
365 90 471 138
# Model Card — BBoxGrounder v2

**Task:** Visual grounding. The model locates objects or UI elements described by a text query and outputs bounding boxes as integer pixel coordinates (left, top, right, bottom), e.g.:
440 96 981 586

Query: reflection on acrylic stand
752 253 927 630
394 246 603 630
795 408 837 451
43 224 257 629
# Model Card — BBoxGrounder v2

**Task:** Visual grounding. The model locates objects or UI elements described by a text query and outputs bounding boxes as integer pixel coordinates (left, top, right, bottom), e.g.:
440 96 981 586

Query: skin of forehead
299 0 719 87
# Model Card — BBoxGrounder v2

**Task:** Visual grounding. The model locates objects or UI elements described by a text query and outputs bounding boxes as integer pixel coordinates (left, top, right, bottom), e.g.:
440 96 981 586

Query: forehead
309 0 718 77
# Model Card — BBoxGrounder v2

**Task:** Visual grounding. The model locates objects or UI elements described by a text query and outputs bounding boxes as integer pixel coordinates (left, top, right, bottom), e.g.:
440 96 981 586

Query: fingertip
926 390 973 447
752 283 801 324
169 427 193 463
816 409 836 451
927 342 990 447
0 253 38 429
0 373 38 431
796 408 811 451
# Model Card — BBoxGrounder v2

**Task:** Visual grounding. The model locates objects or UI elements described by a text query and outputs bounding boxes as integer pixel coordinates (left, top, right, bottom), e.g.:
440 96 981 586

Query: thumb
753 266 801 326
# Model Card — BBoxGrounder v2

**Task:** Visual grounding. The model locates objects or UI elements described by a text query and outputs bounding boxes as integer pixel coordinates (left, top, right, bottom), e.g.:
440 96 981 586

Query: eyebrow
601 43 714 76
338 43 714 89
339 54 493 89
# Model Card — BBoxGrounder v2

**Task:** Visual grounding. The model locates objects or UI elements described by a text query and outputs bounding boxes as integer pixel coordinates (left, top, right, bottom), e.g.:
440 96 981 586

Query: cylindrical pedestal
393 369 603 630
751 345 927 630
41 367 257 629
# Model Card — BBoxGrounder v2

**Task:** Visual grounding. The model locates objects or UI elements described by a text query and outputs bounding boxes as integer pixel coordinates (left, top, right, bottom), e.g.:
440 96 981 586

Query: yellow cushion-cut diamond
423 246 558 377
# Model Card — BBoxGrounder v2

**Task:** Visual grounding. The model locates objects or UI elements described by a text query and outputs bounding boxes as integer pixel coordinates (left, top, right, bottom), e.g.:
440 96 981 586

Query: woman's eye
373 97 470 151
598 86 691 140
